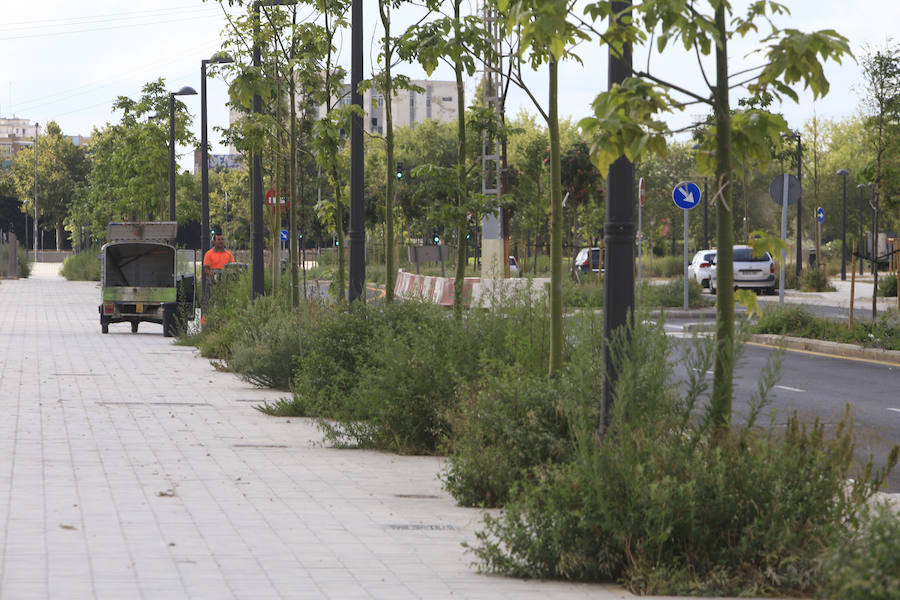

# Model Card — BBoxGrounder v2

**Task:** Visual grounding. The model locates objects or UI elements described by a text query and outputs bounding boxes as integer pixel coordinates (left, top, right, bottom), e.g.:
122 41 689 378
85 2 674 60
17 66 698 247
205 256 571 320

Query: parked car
509 255 519 276
688 249 717 288
709 245 776 295
575 247 603 273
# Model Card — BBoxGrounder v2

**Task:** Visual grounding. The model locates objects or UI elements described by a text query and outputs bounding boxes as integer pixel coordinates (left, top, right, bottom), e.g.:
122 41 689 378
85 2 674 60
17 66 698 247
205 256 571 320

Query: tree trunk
381 1 395 303
710 3 735 439
452 0 467 316
548 56 563 375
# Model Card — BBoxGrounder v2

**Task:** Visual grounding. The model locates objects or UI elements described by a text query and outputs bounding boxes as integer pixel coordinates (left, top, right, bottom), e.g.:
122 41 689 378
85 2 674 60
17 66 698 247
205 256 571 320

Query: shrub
442 368 574 507
468 319 899 596
60 249 101 281
819 502 900 599
288 301 379 419
17 245 31 278
562 277 603 308
877 272 898 297
799 266 834 292
227 294 306 389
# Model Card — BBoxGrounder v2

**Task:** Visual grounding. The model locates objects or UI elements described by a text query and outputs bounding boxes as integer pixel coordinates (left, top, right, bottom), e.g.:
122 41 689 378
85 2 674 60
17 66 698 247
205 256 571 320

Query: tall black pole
168 94 177 221
795 133 802 277
871 185 878 318
838 170 848 281
601 0 635 430
348 0 365 302
201 60 211 299
251 1 265 299
857 184 865 276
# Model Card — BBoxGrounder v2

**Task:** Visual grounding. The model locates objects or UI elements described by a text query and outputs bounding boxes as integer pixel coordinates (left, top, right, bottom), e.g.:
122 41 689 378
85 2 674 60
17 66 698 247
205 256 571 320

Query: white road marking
775 385 806 393
888 408 900 414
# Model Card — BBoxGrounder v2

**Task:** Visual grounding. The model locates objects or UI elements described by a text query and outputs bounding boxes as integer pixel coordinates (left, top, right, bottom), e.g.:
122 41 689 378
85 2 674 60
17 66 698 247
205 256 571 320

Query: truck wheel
131 321 139 333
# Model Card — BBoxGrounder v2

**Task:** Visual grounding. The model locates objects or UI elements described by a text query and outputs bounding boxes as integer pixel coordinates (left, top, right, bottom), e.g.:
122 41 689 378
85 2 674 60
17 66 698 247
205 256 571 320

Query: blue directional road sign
672 181 701 210
280 229 289 241
816 207 825 224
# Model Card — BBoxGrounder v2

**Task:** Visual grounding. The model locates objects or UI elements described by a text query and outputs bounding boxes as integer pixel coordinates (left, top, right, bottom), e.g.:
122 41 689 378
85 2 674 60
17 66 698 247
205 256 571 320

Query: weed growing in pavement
756 304 900 350
468 316 900 596
60 249 101 281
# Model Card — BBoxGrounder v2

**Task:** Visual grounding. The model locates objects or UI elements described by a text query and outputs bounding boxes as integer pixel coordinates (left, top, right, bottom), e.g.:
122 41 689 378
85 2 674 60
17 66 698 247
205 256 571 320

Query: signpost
816 207 824 270
672 182 701 310
637 177 645 301
769 174 801 303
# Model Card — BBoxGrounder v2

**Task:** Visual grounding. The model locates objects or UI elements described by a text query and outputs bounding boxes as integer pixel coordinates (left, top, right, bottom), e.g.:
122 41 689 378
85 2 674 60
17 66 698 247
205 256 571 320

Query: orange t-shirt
203 248 235 270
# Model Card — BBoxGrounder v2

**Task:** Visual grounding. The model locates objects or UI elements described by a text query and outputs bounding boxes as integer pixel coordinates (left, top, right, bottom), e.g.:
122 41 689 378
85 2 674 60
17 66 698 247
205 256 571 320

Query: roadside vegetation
60 249 101 281
182 268 898 596
756 304 900 351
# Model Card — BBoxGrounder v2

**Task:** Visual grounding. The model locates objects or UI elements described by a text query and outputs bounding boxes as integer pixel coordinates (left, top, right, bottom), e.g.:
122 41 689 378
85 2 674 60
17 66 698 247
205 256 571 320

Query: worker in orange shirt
203 229 235 277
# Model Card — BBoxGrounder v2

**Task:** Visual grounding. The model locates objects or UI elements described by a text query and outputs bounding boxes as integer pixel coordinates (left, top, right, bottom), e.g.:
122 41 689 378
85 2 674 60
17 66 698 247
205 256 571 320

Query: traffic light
432 228 440 244
396 161 404 180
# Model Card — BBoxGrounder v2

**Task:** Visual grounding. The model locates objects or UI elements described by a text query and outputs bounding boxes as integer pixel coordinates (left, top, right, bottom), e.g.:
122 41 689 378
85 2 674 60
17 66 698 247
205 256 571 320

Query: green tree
581 1 850 437
498 0 588 374
860 42 900 239
403 0 498 315
69 79 195 242
12 121 88 250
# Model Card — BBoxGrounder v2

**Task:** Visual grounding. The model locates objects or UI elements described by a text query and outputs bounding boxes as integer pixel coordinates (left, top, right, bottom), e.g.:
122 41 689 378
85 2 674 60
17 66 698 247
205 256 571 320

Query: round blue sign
280 229 289 241
672 182 702 210
816 207 824 224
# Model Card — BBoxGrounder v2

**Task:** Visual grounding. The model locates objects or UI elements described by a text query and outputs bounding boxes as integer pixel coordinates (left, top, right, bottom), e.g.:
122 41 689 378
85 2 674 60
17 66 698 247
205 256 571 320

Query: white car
709 245 776 295
688 249 717 288
509 256 519 276
575 247 603 273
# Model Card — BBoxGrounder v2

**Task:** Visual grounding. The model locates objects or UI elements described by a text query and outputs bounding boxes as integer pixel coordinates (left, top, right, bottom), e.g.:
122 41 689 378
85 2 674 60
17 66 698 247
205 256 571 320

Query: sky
2 1 898 171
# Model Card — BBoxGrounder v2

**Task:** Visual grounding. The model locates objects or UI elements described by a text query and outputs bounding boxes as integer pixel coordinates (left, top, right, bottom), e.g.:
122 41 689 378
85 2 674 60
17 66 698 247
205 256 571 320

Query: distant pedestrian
203 229 235 277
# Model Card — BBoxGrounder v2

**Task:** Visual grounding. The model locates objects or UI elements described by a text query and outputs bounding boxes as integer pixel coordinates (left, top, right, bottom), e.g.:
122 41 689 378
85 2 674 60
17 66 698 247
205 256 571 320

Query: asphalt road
669 335 900 491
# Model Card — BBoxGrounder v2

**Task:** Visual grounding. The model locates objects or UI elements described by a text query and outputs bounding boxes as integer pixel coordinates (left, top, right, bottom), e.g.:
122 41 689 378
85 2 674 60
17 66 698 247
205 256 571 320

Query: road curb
749 334 900 365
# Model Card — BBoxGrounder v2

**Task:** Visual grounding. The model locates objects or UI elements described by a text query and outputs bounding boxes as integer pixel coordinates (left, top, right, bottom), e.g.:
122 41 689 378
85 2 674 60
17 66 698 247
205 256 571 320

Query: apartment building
318 79 458 134
228 78 458 153
0 117 37 169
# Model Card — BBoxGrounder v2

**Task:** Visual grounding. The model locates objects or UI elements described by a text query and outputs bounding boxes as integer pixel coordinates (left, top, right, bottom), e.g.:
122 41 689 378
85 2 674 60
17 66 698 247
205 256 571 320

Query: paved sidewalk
1 264 640 599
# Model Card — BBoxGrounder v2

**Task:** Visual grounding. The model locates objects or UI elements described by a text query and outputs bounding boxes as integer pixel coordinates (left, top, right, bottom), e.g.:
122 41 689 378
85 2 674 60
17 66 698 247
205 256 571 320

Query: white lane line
888 408 900 414
775 385 806 393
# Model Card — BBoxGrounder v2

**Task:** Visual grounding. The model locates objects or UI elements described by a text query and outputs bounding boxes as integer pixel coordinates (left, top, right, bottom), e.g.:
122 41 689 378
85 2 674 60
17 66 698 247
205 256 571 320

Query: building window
442 97 453 102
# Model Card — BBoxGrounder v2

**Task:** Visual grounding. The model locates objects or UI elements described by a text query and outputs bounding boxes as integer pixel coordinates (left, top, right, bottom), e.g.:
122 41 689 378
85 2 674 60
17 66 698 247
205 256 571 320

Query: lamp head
208 52 235 65
836 168 849 177
173 86 198 97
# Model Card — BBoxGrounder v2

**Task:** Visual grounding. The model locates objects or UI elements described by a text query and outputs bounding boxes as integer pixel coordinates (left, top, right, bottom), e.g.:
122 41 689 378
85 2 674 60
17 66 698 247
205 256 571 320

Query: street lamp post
836 169 849 280
169 86 197 222
788 131 802 277
856 184 865 275
869 183 878 318
201 52 234 302
33 122 38 262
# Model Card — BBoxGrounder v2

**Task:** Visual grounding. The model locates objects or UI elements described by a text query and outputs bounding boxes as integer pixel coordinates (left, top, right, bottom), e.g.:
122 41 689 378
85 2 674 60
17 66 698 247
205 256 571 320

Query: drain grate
393 494 441 500
232 444 289 448
387 524 456 531
98 401 211 407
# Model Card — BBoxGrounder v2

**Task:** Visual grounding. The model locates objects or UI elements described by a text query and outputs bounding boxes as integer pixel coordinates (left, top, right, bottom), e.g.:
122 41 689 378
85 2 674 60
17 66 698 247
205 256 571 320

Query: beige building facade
0 117 37 169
